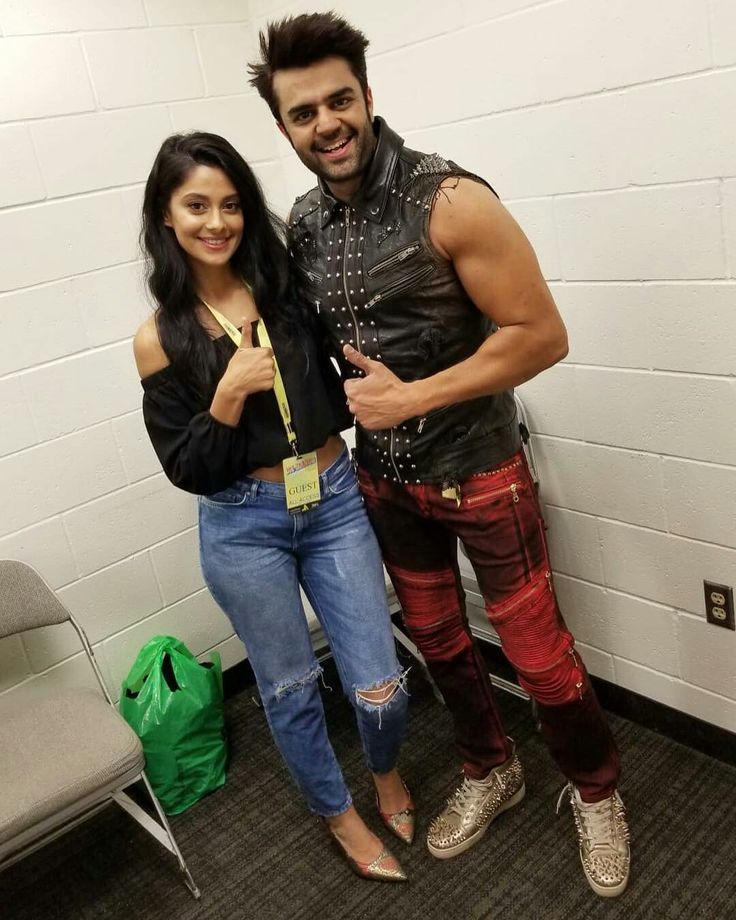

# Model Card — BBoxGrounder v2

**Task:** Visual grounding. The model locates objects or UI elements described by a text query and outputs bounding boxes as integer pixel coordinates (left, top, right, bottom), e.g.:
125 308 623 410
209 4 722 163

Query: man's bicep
431 180 558 328
454 223 558 329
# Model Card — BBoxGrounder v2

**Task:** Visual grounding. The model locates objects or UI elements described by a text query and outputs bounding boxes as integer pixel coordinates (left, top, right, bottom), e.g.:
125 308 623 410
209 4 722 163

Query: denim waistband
238 445 352 499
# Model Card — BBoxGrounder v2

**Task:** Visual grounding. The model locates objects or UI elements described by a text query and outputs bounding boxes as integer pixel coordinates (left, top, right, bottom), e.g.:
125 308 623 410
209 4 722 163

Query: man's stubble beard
294 117 377 191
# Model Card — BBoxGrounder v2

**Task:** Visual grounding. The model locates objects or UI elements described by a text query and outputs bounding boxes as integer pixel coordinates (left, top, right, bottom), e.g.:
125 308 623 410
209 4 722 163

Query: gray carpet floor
3 666 736 920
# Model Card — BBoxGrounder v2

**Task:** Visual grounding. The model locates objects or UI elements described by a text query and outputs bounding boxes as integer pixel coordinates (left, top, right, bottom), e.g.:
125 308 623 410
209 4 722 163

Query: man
248 12 630 897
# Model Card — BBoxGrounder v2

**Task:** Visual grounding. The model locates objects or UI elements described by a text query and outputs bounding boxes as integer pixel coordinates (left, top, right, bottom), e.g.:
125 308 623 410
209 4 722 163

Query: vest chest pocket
365 263 435 309
366 241 421 277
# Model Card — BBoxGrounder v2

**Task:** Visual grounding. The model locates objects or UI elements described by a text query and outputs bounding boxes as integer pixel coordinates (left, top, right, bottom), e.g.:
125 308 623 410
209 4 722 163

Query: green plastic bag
120 635 227 815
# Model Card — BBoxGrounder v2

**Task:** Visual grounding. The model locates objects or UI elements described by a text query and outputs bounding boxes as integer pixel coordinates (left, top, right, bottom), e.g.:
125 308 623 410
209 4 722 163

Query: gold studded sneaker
557 783 630 898
426 752 525 859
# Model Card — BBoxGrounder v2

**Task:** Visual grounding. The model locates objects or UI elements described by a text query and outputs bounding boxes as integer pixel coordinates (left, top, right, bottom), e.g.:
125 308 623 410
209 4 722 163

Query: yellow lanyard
202 300 300 457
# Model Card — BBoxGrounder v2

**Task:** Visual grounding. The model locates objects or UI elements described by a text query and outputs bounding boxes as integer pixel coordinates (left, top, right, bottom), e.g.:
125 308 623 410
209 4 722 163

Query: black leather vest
289 117 519 484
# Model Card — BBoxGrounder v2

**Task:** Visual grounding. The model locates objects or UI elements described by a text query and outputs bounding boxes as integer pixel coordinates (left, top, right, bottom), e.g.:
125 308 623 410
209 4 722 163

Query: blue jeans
198 447 408 816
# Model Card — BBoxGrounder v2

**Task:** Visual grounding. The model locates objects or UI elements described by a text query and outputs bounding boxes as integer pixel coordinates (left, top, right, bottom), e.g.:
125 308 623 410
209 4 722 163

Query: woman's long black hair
141 131 313 396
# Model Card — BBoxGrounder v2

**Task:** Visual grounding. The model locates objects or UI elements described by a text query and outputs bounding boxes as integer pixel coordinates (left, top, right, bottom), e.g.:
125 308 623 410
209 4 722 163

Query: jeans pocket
326 462 359 496
199 483 250 508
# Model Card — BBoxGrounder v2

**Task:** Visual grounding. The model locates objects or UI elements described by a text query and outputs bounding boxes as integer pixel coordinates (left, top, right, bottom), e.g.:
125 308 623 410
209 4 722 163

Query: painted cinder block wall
0 0 266 703
2 0 736 733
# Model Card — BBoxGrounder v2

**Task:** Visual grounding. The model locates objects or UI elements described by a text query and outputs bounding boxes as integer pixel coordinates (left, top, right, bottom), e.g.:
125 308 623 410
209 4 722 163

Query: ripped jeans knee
355 667 409 707
269 661 324 705
352 669 410 774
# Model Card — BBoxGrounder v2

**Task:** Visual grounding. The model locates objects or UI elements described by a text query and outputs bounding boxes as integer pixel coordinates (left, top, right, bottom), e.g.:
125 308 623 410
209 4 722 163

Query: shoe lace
446 775 489 818
579 801 617 849
556 784 626 850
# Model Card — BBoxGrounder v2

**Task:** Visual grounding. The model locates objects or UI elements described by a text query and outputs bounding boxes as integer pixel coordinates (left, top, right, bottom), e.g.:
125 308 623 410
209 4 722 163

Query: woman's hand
221 320 275 397
210 319 274 426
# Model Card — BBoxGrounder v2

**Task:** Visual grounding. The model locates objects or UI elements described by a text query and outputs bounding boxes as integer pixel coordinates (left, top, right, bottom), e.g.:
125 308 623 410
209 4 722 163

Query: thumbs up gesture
238 318 254 350
222 318 275 396
342 344 413 430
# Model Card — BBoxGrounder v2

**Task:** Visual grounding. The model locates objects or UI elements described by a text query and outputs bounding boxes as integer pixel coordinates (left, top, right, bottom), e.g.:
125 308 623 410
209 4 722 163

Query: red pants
358 451 620 802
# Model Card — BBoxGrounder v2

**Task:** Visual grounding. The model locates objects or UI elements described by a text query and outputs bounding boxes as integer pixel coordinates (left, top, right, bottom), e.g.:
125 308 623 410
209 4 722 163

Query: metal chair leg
141 774 201 899
114 773 201 900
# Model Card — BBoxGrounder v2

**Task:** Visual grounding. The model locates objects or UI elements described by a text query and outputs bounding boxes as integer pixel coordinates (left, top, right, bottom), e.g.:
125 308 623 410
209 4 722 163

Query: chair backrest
0 560 71 640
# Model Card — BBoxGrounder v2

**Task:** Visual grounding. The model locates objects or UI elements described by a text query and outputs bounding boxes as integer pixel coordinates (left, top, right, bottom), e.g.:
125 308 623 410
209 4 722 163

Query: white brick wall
84 29 205 108
0 2 147 34
550 282 736 375
0 193 135 291
0 35 95 120
195 24 257 96
711 0 736 66
723 179 736 276
554 183 726 281
31 109 174 198
0 2 260 706
2 0 735 738
0 125 45 207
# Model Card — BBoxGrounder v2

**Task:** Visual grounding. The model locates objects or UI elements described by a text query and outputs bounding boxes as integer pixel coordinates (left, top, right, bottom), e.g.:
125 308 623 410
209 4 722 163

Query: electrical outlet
704 581 735 630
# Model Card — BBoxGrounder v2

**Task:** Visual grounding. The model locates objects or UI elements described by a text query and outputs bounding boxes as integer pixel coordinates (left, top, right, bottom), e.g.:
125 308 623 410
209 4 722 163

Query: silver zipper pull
569 648 584 699
417 417 427 433
510 483 520 503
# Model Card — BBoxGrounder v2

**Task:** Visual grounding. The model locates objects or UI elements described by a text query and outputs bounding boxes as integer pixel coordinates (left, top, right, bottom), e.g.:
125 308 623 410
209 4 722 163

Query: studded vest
289 117 520 485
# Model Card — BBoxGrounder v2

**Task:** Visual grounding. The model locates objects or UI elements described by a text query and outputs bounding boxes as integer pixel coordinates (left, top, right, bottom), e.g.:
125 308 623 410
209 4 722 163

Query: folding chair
0 560 200 899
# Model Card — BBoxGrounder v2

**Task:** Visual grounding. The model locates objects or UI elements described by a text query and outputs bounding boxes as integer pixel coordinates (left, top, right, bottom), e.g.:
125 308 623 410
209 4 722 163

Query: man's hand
343 345 415 430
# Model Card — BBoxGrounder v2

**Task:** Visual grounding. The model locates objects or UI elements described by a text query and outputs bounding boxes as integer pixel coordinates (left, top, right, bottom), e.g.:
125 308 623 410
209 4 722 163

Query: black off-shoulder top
140 321 352 495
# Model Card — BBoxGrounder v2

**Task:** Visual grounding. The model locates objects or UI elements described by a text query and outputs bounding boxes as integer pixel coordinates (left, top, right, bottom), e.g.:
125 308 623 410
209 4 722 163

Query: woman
133 132 413 882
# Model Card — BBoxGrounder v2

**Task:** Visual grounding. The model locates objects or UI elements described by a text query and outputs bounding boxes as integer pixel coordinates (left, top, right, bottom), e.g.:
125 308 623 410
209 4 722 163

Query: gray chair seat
0 560 199 897
0 689 143 848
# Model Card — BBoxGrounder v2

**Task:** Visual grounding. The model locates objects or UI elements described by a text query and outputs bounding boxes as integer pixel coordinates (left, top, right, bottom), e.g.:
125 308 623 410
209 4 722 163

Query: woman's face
164 164 244 269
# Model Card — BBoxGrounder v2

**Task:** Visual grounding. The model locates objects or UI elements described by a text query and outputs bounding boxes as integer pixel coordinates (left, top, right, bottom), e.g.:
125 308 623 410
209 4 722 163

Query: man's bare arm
415 177 567 411
343 177 568 428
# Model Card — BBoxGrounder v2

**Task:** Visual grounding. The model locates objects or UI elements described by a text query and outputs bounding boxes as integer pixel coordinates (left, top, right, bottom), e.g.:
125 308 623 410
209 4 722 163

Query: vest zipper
365 263 434 309
366 241 421 277
342 206 362 351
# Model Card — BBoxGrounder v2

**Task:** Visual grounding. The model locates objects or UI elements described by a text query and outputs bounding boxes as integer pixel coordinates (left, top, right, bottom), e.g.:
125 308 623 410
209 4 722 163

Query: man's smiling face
274 56 376 201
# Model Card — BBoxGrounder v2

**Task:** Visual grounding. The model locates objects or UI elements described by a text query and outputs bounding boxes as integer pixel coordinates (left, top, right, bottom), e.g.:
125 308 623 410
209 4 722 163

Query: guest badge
283 451 321 513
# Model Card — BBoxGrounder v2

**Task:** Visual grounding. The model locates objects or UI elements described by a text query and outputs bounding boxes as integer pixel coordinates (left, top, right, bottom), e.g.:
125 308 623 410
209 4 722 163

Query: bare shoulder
429 176 521 260
133 314 169 378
